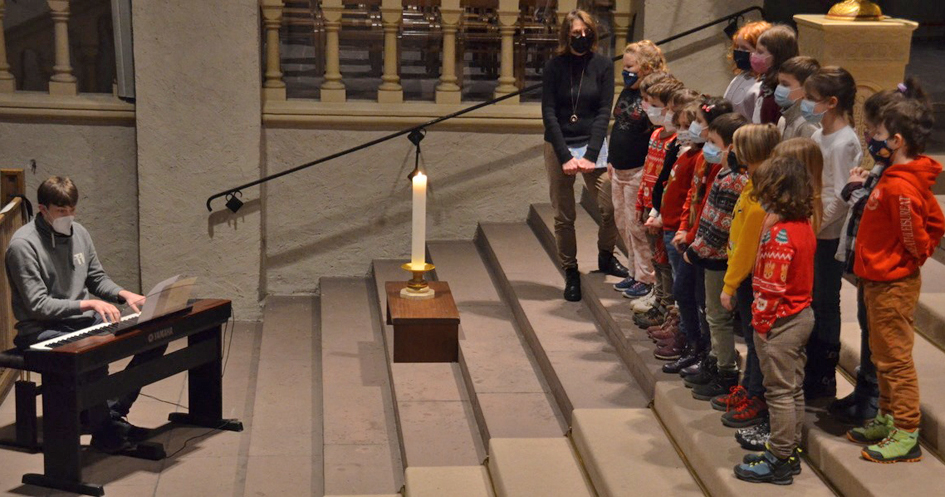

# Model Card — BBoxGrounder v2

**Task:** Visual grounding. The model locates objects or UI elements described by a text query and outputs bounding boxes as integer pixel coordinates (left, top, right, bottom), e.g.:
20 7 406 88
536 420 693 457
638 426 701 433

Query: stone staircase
268 194 945 496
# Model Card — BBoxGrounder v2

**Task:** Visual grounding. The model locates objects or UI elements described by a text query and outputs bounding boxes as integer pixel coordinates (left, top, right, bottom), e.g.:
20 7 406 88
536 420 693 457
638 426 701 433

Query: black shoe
662 345 702 374
693 368 739 400
683 355 717 388
114 417 151 443
564 267 582 302
598 251 630 278
828 391 879 424
90 424 135 454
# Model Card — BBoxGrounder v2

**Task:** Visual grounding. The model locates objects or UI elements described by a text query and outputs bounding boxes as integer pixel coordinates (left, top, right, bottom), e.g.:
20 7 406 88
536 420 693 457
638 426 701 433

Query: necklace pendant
569 114 578 124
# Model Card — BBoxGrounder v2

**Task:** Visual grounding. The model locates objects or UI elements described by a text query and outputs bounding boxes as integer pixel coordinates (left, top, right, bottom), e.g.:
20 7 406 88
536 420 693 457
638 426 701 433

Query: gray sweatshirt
5 214 124 342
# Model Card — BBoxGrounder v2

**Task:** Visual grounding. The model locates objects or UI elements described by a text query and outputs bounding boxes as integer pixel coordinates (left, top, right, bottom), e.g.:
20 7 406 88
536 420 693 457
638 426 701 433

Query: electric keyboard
30 313 142 351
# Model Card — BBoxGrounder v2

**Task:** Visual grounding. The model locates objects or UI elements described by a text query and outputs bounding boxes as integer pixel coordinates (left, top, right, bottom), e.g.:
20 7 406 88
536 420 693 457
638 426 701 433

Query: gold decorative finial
826 0 883 21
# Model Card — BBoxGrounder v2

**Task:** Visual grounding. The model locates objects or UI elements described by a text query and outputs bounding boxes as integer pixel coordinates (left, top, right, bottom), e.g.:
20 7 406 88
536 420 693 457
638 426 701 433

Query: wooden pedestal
386 281 460 363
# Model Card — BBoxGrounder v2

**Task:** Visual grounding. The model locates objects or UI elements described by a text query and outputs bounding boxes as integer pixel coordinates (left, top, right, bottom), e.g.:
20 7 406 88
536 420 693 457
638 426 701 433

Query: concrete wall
635 0 765 97
262 129 549 294
132 0 263 319
0 123 139 291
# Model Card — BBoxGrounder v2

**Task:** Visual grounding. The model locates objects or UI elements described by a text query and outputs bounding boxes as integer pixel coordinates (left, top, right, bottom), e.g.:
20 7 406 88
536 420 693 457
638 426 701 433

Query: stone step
320 278 404 494
915 234 945 351
426 240 566 445
654 382 836 496
837 279 945 457
404 466 495 497
570 408 703 496
487 438 594 497
476 222 650 426
248 296 318 495
529 202 675 400
370 260 486 467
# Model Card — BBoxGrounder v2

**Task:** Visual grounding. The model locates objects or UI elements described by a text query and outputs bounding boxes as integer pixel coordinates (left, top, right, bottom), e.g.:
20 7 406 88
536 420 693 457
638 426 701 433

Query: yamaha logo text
148 328 174 343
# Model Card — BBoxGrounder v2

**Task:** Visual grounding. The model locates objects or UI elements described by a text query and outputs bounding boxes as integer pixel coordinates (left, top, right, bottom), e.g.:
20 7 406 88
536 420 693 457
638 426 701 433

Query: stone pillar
493 0 518 103
47 0 77 96
377 0 403 103
795 14 918 166
612 0 633 95
435 0 461 105
0 0 15 92
320 0 345 102
261 0 287 101
132 0 263 319
555 0 577 25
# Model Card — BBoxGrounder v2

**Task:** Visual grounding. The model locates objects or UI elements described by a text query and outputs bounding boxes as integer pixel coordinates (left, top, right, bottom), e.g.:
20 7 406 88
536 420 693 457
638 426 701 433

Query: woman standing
542 9 625 301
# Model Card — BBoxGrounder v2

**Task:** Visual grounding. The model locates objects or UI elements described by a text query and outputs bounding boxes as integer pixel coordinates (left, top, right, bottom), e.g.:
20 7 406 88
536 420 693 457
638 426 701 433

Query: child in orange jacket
847 97 944 463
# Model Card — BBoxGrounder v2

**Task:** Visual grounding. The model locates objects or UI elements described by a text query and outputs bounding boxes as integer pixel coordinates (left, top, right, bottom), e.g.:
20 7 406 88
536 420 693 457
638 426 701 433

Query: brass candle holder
401 262 436 300
826 0 883 21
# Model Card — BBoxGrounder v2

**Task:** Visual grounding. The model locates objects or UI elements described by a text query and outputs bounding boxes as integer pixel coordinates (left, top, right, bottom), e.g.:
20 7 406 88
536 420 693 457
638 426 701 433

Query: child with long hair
609 40 668 297
724 21 771 121
715 124 781 430
829 79 929 425
800 66 861 400
847 94 943 463
752 25 799 125
733 156 817 485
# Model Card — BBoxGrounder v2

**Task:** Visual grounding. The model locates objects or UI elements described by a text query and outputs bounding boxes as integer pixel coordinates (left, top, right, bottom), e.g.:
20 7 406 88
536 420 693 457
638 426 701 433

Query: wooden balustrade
0 197 26 397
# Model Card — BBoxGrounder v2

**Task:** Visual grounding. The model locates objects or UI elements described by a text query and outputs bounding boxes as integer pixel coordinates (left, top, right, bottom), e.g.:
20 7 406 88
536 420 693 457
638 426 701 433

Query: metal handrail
207 5 764 212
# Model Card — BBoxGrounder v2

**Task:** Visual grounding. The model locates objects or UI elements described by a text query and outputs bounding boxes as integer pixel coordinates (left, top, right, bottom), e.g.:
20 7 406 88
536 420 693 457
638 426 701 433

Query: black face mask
570 34 593 54
728 150 743 170
733 49 752 71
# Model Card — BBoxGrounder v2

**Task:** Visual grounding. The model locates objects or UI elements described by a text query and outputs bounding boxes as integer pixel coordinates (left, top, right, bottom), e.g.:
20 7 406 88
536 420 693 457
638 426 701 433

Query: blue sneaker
623 281 651 298
733 449 796 485
613 277 636 291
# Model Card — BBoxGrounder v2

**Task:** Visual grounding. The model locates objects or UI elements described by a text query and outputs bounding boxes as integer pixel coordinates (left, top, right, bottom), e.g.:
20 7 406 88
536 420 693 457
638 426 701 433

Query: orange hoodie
854 155 945 282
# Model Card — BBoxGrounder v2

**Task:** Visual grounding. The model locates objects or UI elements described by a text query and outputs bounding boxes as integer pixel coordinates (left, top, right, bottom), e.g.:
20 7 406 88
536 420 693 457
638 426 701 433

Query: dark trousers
805 238 843 393
673 248 708 349
737 278 765 398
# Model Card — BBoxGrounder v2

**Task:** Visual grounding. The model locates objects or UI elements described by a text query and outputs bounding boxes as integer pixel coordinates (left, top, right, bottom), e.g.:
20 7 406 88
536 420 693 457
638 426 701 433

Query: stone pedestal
795 14 918 166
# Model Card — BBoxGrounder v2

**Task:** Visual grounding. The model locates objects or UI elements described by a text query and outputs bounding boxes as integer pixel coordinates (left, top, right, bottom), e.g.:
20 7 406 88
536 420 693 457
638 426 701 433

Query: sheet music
139 275 179 321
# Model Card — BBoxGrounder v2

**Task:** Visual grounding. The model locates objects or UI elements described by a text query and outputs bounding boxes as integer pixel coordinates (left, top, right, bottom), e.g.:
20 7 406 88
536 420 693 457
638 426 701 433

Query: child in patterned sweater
734 155 817 485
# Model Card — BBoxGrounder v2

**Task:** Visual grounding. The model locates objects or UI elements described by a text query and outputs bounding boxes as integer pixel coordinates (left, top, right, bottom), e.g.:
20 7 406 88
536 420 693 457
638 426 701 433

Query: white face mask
50 215 74 235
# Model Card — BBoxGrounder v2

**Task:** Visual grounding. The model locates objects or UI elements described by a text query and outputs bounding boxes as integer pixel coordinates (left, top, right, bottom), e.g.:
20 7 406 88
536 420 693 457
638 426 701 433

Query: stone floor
0 321 302 497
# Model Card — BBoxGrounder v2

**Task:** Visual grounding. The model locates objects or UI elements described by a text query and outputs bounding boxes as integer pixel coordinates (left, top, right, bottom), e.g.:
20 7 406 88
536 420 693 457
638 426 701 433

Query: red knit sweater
636 128 677 213
680 158 722 246
751 219 816 334
662 148 699 232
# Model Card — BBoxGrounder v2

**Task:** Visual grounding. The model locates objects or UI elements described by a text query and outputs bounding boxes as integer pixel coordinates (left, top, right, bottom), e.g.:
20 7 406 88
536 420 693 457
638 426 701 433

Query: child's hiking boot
711 385 748 412
736 419 770 451
742 445 802 476
634 306 666 328
733 448 796 485
862 428 922 463
692 368 739 400
683 355 718 388
662 346 704 374
654 331 686 361
722 396 768 428
847 412 893 444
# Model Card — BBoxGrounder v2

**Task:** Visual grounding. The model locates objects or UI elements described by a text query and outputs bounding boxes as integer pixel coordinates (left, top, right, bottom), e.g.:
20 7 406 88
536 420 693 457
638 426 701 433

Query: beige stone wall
263 129 549 294
635 0 765 96
0 123 139 291
132 0 263 319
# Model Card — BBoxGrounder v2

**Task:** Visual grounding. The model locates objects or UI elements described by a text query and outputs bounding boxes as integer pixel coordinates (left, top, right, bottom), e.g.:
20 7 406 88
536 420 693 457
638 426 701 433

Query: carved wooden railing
0 0 133 123
0 197 27 397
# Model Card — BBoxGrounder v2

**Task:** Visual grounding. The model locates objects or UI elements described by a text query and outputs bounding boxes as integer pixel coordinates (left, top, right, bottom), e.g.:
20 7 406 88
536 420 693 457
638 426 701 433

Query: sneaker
599 251 630 278
742 445 802 476
692 368 739 401
564 267 581 302
711 385 748 412
613 277 636 292
623 282 652 299
733 448 796 485
631 290 656 311
847 412 894 444
662 347 703 374
635 306 666 328
722 396 768 428
736 419 771 451
862 428 922 463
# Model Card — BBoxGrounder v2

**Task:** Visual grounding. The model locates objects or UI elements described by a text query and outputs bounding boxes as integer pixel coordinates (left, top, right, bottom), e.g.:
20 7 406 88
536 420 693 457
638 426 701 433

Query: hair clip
897 83 908 93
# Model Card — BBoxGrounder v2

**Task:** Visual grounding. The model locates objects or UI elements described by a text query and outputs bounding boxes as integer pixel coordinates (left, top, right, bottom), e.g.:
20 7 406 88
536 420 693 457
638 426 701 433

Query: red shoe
721 396 768 428
710 385 748 412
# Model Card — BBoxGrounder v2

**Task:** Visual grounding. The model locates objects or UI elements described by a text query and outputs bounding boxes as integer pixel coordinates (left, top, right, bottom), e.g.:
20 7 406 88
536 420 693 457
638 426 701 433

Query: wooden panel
386 280 460 362
0 197 27 399
1 169 25 206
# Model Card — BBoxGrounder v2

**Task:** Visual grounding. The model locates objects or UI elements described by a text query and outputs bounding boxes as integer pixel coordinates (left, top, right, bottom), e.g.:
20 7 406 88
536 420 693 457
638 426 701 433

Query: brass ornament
826 0 884 21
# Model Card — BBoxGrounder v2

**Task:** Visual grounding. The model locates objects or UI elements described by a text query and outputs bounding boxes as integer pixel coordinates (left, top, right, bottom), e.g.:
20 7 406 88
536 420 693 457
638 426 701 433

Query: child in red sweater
734 155 816 485
847 98 944 463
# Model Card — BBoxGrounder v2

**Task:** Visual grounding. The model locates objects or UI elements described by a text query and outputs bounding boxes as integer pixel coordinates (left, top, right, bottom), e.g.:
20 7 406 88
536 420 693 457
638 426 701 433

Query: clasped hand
563 157 596 175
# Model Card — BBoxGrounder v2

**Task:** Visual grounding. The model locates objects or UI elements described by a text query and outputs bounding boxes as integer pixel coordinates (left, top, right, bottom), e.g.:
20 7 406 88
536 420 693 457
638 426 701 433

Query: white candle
411 172 427 270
